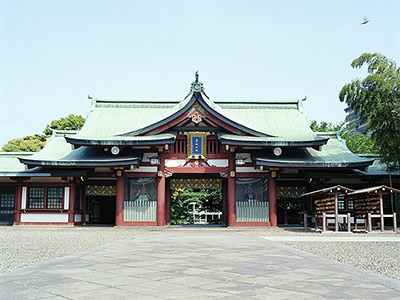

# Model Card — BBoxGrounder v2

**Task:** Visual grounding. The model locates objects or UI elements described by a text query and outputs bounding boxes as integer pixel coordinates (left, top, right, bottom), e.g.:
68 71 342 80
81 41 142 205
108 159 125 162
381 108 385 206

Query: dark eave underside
65 135 176 146
220 136 328 147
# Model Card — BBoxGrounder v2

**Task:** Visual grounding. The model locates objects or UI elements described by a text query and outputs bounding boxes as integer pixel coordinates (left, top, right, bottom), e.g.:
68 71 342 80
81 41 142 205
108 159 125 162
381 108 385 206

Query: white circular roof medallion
273 147 282 156
111 146 120 155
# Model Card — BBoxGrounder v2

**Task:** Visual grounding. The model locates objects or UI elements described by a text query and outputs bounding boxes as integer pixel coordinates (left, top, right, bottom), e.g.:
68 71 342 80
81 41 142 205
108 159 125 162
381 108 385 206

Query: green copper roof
253 132 373 169
0 152 34 173
68 92 324 146
19 131 141 167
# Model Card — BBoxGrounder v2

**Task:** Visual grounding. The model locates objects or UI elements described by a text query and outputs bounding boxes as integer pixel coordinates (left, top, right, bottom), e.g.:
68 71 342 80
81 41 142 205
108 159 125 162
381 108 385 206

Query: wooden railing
236 200 269 222
207 136 222 154
169 135 222 155
170 137 187 154
124 200 157 222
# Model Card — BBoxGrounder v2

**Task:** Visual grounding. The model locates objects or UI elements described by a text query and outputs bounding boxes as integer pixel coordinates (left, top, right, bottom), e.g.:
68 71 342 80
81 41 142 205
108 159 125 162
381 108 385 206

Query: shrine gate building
0 75 374 226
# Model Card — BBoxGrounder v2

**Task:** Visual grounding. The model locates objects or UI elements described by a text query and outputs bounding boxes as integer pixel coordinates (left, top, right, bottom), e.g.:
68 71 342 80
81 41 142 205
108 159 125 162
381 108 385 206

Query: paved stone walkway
1 230 399 299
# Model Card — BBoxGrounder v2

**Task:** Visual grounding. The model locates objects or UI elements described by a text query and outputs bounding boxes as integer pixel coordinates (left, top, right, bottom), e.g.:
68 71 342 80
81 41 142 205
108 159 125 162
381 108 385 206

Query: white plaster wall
64 187 70 210
236 167 264 173
74 214 82 222
207 159 228 167
142 152 158 162
20 213 69 223
126 166 158 173
165 159 186 167
21 186 27 209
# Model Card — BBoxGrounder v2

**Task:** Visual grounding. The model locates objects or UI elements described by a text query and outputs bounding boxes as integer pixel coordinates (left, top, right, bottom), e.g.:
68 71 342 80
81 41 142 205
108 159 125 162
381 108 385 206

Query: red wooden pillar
165 178 171 225
227 151 236 226
82 186 87 225
68 183 76 225
14 183 22 225
269 175 277 227
115 175 125 226
157 152 166 226
222 179 227 225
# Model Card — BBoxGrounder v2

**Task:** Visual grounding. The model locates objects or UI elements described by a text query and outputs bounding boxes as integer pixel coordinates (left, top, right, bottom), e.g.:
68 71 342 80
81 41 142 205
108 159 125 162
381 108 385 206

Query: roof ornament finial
184 70 209 99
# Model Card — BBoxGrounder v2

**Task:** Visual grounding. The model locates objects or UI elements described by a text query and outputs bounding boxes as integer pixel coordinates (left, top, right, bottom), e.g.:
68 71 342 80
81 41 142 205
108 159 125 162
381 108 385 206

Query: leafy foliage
43 114 85 135
170 188 222 225
310 120 345 132
340 130 377 154
1 134 48 152
339 53 400 170
310 119 377 154
2 114 85 152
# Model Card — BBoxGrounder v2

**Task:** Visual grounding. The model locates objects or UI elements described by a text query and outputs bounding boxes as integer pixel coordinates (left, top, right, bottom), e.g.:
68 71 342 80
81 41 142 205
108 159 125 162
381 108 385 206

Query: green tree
2 134 48 152
170 188 222 225
339 53 400 170
2 114 85 152
310 120 344 132
310 120 377 154
340 130 377 154
43 114 85 135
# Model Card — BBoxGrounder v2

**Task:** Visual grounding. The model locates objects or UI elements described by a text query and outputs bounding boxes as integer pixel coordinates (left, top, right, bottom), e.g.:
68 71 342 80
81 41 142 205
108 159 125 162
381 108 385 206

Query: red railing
169 135 224 157
171 136 187 154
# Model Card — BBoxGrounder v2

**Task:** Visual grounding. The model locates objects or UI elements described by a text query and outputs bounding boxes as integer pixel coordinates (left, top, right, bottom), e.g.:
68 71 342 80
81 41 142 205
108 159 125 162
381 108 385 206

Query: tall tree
2 114 85 152
43 114 85 135
339 53 400 170
310 120 377 154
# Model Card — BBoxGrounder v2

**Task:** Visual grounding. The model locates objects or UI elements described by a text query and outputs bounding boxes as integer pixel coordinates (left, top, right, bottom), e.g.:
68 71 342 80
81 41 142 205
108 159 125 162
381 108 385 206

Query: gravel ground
1 225 399 281
0 226 140 274
279 241 400 280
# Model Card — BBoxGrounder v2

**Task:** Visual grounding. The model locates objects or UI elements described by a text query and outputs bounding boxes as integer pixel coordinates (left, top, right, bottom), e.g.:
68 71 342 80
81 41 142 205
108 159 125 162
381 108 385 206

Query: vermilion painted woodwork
165 179 171 225
13 184 22 224
157 152 166 226
222 179 227 225
268 175 277 227
115 176 125 226
144 111 189 136
68 183 75 224
164 154 229 159
227 152 236 226
166 167 227 174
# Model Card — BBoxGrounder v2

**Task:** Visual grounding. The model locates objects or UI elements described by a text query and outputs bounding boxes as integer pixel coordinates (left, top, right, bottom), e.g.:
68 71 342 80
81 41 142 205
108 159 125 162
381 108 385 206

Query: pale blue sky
1 0 399 147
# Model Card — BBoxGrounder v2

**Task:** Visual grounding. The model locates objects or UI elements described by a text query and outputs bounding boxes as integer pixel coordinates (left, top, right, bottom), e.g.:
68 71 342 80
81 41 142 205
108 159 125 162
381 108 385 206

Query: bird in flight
361 15 369 25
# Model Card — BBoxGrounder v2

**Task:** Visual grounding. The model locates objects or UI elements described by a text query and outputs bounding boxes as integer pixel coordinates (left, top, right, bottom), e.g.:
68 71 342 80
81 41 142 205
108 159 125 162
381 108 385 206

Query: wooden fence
236 200 268 222
124 200 157 222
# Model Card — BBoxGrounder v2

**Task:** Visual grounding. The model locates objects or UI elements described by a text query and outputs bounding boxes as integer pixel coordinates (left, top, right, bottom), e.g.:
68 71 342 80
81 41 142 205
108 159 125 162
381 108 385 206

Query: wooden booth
349 185 399 232
302 185 354 232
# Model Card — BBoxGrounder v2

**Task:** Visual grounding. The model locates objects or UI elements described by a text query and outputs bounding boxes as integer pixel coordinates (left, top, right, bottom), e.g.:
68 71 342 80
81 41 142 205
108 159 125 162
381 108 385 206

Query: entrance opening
277 197 303 225
85 184 117 225
86 196 116 225
169 178 223 225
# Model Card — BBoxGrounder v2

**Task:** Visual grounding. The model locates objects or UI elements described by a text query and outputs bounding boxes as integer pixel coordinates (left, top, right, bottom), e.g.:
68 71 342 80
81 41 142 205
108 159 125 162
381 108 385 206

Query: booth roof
348 185 400 196
301 185 355 197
